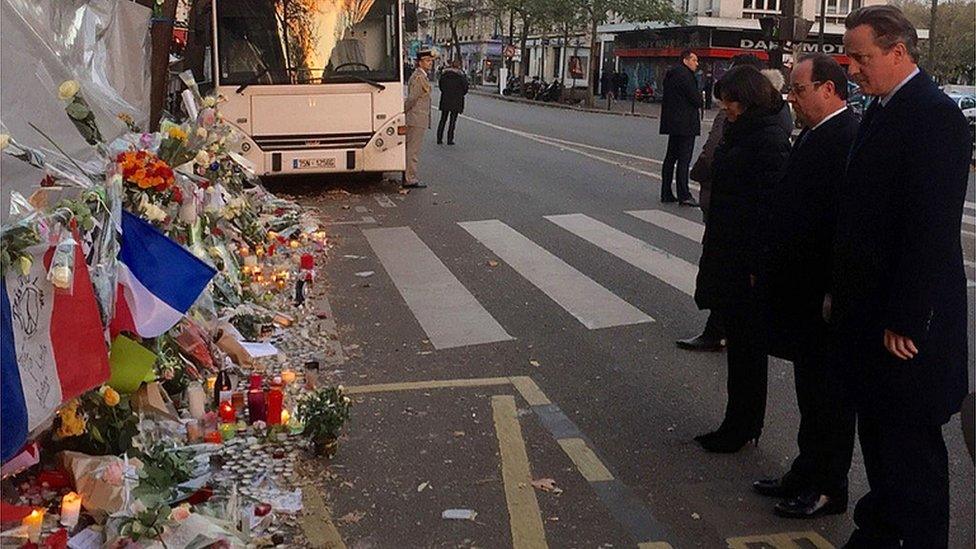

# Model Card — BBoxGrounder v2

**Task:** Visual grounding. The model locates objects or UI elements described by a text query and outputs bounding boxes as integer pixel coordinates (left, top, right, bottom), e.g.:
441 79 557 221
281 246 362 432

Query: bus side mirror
404 2 418 33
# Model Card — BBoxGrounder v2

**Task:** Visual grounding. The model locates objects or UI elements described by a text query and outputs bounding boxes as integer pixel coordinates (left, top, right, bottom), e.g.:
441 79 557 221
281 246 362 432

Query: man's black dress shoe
752 477 801 498
676 334 726 352
774 491 848 519
679 198 700 207
661 196 677 203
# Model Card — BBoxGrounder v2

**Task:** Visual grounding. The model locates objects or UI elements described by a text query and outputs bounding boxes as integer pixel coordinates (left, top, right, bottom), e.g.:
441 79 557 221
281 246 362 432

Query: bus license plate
293 157 336 169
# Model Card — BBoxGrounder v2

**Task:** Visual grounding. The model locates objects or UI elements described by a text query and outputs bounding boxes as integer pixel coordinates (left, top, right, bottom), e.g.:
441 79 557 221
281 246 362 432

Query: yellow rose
103 387 120 407
15 256 32 276
167 127 188 141
58 80 81 101
202 96 217 108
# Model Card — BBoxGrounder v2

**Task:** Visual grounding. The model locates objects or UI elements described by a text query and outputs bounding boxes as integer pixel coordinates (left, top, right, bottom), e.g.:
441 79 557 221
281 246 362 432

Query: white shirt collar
879 66 920 107
811 106 848 131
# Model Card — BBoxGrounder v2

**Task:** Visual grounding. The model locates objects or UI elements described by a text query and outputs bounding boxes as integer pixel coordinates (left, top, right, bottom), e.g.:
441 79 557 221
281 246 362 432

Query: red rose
172 187 184 203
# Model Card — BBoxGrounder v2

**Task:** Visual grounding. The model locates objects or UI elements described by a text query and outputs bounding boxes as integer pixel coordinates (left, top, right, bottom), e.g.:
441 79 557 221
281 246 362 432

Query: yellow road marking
344 377 511 395
726 530 835 548
557 438 615 482
300 488 347 549
492 395 549 549
511 376 552 406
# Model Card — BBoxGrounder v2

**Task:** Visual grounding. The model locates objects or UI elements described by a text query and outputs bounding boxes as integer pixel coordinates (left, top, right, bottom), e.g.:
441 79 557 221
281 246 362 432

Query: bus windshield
216 0 401 86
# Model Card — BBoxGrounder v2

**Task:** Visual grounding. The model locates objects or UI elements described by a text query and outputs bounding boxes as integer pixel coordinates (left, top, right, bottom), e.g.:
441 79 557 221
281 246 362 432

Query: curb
469 88 660 120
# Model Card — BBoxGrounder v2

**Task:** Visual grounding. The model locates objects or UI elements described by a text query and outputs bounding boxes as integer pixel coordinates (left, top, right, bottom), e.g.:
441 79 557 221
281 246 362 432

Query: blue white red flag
1 236 111 462
110 211 216 338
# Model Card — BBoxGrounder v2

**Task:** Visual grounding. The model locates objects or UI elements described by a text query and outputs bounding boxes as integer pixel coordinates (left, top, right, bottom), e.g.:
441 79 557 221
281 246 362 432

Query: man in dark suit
659 49 701 206
835 6 971 547
437 59 469 145
753 53 858 519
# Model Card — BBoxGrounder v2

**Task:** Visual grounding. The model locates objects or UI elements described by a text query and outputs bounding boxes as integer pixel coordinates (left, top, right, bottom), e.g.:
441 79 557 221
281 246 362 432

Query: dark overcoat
763 109 858 360
694 107 791 310
660 64 702 136
438 69 469 113
832 70 971 425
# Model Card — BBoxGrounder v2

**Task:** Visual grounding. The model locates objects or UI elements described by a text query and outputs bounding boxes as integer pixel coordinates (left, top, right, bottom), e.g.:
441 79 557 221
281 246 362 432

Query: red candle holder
219 400 235 423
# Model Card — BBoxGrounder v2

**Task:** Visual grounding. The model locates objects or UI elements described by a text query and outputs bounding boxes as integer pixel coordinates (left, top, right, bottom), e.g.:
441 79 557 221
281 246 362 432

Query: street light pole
818 0 826 50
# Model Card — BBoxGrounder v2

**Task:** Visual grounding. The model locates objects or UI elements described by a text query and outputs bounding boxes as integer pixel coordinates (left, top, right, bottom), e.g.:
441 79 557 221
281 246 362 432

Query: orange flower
116 151 175 192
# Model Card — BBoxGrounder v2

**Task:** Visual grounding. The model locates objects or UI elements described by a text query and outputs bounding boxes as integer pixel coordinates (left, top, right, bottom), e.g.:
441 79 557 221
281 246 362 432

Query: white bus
211 0 413 178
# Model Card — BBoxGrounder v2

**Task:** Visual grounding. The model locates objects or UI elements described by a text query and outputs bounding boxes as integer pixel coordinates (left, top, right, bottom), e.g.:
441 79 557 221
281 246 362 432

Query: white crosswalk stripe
363 226 513 349
545 213 699 297
627 210 704 243
459 219 654 329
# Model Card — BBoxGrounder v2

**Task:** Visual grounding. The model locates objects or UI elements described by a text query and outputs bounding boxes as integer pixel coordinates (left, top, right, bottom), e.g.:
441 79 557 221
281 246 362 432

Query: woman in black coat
693 66 791 453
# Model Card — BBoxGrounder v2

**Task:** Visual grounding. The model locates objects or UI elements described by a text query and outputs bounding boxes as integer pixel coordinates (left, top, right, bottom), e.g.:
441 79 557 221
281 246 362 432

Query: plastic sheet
1 0 151 212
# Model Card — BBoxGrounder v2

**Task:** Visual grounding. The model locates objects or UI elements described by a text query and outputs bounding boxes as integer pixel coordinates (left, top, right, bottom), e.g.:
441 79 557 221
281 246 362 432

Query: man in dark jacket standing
659 49 702 206
835 7 970 547
437 59 469 145
753 53 858 520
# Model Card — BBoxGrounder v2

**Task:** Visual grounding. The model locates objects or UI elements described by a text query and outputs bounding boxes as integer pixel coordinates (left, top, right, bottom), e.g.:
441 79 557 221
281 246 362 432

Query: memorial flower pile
0 75 346 547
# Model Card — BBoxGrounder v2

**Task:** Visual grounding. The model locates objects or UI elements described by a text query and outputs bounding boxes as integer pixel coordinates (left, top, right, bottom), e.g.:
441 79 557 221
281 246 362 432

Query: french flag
110 211 216 338
2 235 111 462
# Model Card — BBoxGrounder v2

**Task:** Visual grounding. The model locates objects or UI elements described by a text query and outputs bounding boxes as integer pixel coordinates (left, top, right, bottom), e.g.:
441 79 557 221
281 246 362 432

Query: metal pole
818 0 826 49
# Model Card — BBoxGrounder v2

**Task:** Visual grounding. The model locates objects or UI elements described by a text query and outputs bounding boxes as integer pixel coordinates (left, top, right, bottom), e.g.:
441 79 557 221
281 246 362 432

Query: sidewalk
470 86 721 123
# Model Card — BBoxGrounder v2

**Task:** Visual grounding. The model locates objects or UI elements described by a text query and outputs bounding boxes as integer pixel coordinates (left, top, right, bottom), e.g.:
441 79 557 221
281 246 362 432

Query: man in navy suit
835 6 971 547
754 53 858 520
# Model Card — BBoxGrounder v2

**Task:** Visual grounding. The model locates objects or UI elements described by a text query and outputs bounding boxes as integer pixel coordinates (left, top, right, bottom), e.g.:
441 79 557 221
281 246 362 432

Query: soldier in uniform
404 49 435 188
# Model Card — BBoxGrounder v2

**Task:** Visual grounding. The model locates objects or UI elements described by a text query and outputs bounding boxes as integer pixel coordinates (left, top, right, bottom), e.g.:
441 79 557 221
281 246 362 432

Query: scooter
523 77 546 101
502 76 522 96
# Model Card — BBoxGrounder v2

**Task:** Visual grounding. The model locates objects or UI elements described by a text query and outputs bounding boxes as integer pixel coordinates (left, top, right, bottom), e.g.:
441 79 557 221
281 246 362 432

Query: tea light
23 509 43 542
280 409 291 424
281 370 297 385
290 240 300 249
206 376 217 393
60 492 81 528
256 246 265 257
205 431 222 444
219 400 236 423
219 423 237 441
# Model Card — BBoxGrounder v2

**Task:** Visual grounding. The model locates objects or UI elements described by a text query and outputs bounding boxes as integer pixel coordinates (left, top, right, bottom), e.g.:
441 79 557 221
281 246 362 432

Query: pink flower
199 108 217 128
170 504 192 522
102 462 124 485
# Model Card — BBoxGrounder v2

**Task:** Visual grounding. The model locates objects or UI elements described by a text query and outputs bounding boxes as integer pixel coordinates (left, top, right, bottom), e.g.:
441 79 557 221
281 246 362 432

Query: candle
290 240 300 249
281 370 297 385
23 509 43 542
186 420 203 443
219 400 236 423
249 374 263 390
256 246 265 257
60 492 81 528
186 383 206 419
206 376 217 393
247 390 267 423
280 409 290 424
219 423 236 441
231 391 246 413
205 431 222 444
267 387 283 425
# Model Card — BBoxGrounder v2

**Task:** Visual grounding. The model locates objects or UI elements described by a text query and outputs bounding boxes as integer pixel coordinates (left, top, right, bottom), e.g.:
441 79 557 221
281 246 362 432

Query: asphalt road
279 91 976 548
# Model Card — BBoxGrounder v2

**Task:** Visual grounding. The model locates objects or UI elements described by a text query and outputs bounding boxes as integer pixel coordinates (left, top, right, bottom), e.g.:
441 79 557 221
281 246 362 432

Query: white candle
60 492 81 528
186 382 206 419
23 509 43 542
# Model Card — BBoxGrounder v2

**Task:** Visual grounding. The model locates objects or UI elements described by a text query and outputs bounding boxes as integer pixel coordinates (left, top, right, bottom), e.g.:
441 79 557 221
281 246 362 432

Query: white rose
141 202 167 222
58 80 81 101
202 96 217 108
179 198 198 224
49 264 72 289
194 149 210 165
195 127 208 139
0 134 9 151
16 256 32 276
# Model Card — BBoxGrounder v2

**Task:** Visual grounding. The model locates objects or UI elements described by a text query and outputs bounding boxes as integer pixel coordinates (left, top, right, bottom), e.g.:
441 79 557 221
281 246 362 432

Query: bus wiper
325 74 386 91
236 68 269 94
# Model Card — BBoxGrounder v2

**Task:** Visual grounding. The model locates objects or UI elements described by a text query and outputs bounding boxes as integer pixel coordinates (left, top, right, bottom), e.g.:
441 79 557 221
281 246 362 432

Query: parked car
945 92 976 147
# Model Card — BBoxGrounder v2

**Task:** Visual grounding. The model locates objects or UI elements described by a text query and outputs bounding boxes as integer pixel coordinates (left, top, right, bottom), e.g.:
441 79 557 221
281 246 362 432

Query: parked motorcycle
502 75 522 97
539 80 563 102
523 77 546 101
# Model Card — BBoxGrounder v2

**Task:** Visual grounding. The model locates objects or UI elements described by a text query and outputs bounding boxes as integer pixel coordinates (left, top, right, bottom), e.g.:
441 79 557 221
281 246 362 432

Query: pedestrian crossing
363 210 976 350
